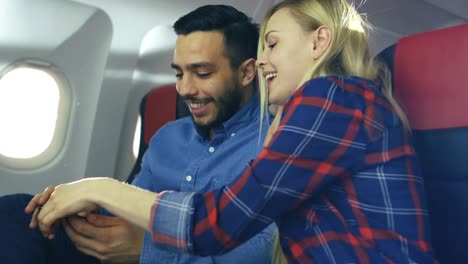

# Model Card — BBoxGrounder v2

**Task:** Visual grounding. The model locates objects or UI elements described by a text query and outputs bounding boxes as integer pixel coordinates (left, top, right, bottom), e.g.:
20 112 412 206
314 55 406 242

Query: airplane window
0 66 62 161
132 115 141 159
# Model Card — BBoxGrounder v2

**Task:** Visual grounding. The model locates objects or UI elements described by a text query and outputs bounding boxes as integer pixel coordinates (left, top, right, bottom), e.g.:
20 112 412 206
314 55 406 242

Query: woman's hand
25 186 56 229
36 178 104 239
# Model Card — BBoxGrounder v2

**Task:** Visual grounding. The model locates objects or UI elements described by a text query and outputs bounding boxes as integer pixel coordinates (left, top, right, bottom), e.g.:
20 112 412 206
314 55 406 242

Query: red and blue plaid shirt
149 76 435 263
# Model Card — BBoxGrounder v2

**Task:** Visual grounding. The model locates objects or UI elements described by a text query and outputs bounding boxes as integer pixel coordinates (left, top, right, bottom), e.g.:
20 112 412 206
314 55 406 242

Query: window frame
0 59 72 170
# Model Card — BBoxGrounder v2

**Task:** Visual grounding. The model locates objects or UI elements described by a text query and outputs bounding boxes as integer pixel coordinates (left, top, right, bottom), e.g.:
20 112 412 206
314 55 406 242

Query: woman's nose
256 50 268 68
256 57 266 68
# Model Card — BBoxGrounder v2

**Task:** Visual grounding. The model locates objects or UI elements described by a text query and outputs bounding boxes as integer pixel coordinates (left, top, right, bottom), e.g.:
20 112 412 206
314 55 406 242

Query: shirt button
209 147 215 153
186 175 192 182
231 133 236 137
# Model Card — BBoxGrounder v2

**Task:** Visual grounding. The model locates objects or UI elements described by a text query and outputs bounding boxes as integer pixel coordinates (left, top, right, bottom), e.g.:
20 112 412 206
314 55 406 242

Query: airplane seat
126 84 190 184
378 23 468 263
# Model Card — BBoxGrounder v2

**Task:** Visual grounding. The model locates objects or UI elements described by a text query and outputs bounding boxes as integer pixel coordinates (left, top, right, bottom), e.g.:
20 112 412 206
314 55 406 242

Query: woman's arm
37 178 157 239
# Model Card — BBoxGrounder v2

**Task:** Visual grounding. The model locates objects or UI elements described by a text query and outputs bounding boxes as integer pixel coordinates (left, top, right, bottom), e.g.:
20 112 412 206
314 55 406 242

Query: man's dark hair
173 5 259 69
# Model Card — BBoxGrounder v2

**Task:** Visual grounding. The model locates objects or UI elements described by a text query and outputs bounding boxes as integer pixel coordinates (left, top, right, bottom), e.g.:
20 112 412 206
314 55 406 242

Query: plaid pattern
150 76 435 263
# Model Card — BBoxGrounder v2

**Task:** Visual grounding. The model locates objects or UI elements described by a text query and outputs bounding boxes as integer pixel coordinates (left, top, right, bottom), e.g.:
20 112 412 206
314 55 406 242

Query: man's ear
311 26 332 60
239 58 257 86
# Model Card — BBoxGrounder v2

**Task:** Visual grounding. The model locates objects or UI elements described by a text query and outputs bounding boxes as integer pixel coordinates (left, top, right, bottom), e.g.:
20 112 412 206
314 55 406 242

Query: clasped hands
24 178 106 239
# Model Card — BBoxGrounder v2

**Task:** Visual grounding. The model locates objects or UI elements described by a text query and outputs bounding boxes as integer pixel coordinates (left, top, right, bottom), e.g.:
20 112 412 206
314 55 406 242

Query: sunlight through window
132 115 141 158
0 67 60 159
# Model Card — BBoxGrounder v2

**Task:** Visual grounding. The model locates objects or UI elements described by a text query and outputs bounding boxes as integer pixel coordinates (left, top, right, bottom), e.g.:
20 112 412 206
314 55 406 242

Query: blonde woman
34 0 436 262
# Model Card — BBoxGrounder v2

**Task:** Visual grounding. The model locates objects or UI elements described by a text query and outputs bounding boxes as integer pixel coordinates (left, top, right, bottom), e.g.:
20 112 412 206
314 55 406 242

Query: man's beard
185 82 243 132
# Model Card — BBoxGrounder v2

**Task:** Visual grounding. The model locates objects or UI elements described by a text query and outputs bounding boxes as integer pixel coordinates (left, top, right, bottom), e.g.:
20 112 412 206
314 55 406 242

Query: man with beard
0 4 276 264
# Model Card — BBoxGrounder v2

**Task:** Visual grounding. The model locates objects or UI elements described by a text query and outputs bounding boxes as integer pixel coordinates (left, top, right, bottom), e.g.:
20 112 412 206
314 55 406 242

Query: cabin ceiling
71 0 467 55
424 0 468 21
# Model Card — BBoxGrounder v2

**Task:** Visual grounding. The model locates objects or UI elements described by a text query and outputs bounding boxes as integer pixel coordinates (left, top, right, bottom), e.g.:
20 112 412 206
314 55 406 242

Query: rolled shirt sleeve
149 191 197 253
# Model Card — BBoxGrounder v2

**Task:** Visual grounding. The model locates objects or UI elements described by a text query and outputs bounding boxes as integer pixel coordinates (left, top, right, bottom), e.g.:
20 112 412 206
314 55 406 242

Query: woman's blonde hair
258 0 408 132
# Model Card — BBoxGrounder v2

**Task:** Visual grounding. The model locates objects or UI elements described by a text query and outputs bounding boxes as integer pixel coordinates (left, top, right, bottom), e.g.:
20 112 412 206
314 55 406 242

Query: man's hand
24 186 55 229
63 214 144 264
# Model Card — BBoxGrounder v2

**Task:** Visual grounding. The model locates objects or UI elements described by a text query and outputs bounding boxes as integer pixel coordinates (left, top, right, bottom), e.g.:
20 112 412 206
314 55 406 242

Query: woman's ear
239 58 257 86
311 26 332 60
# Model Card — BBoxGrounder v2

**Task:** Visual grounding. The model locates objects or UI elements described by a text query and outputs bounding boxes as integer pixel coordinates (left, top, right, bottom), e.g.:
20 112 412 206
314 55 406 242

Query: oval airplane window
0 62 69 168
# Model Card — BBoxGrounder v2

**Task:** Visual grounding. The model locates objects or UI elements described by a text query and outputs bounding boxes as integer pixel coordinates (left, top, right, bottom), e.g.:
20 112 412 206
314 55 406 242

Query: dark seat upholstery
127 84 190 184
378 23 468 264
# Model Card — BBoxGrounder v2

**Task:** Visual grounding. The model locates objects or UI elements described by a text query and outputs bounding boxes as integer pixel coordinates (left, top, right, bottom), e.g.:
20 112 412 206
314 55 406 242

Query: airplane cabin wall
0 0 112 195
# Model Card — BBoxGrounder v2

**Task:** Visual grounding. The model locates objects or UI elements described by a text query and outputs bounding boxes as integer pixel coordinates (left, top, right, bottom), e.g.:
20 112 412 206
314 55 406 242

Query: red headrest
394 23 468 130
143 84 177 144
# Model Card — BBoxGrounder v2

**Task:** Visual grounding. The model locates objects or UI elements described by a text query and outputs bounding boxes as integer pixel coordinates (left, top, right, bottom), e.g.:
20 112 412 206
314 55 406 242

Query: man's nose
177 76 197 97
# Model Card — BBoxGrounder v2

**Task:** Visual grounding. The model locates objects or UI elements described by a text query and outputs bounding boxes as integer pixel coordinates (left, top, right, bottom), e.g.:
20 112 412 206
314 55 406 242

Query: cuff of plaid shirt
149 190 196 253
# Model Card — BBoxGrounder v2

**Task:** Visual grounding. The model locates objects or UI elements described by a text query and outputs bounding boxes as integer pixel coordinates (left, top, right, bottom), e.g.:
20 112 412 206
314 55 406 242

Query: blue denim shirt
132 93 276 264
